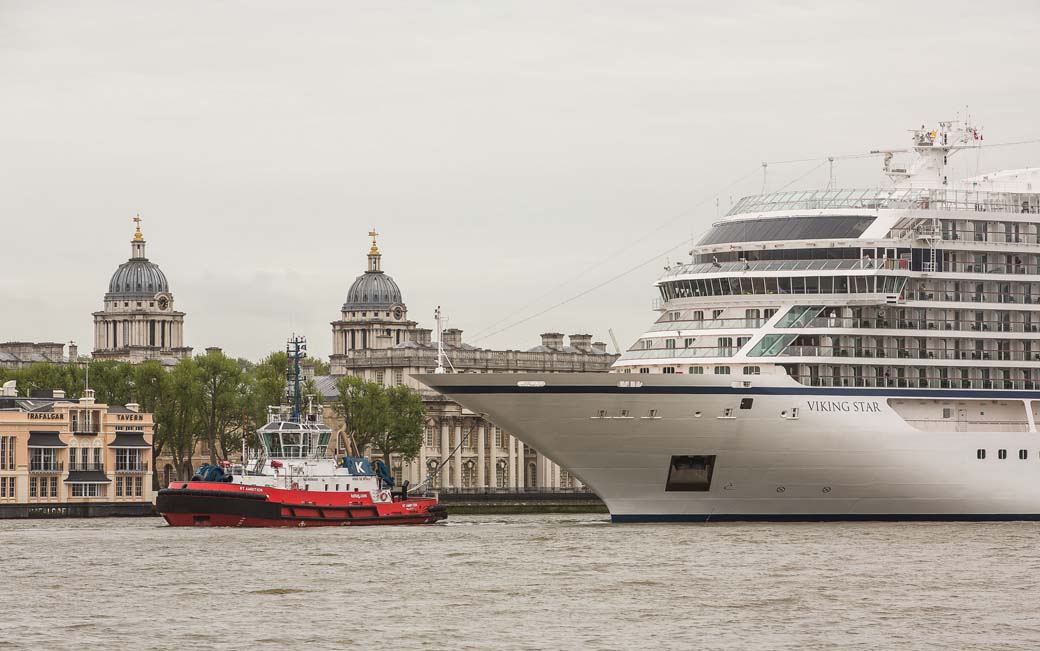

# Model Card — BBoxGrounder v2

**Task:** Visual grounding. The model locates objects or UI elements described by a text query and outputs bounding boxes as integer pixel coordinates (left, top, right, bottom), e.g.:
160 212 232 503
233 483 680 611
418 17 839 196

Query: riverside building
0 381 154 518
320 232 618 491
92 217 191 364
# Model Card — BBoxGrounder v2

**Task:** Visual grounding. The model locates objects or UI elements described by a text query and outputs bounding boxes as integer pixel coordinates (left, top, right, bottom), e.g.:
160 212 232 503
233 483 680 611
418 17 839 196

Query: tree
333 376 380 454
196 349 245 464
159 358 203 480
376 384 426 463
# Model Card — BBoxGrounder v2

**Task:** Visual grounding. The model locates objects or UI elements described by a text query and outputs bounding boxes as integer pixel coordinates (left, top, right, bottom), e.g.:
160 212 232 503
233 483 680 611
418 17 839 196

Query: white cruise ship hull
419 373 1040 522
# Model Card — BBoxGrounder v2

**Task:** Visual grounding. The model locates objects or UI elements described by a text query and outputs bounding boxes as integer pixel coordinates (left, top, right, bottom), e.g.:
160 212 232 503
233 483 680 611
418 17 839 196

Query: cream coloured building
0 381 154 517
318 233 619 492
93 217 191 364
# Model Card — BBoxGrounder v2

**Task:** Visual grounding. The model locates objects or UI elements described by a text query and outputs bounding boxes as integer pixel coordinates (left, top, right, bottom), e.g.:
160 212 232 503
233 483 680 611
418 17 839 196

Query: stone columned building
330 230 418 373
92 218 191 364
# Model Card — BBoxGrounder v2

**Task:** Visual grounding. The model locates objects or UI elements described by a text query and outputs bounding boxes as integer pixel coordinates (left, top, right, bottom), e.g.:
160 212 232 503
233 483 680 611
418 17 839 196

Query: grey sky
2 1 1038 361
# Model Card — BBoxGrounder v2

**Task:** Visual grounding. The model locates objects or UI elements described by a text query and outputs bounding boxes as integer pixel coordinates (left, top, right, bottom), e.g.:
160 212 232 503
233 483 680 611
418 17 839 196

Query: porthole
977 449 986 459
1019 450 1028 460
694 411 702 418
998 449 1008 460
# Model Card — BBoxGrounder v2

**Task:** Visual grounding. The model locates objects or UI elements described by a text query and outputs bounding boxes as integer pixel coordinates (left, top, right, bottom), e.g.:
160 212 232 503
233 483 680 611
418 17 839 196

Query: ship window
942 408 952 419
689 366 704 374
714 366 731 375
596 410 607 419
743 366 761 375
639 368 650 374
619 410 630 418
694 411 702 417
720 408 734 418
665 455 716 491
740 398 754 410
646 409 659 418
977 449 986 459
662 367 675 374
697 216 875 246
1019 450 1028 460
998 449 1008 460
712 309 724 319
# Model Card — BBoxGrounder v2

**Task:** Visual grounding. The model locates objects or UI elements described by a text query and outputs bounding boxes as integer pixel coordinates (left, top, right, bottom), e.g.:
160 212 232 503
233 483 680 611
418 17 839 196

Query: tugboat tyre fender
379 490 391 502
291 481 300 491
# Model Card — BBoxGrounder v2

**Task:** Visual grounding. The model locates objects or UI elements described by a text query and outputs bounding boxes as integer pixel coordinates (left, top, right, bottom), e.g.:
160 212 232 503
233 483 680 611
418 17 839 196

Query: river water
1 515 1038 650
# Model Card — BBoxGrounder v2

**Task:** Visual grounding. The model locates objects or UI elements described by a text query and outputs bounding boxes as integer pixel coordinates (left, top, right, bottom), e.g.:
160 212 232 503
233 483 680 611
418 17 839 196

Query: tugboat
157 336 447 527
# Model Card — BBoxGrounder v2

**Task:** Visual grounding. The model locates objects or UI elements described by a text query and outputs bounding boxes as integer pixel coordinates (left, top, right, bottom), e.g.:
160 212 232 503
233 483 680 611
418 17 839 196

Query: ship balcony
777 346 1040 363
800 375 1035 391
906 290 1040 305
797 317 1040 333
29 461 64 473
649 317 764 332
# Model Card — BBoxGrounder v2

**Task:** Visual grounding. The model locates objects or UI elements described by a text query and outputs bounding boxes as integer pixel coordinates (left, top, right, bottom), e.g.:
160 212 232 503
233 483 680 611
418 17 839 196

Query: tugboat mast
286 335 307 422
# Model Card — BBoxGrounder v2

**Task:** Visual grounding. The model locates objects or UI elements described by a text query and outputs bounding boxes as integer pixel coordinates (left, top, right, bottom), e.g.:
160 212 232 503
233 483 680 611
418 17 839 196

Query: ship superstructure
421 121 1040 522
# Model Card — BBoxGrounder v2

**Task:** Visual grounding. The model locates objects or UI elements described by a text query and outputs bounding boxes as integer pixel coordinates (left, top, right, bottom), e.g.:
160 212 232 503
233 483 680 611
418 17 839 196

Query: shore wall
0 502 155 519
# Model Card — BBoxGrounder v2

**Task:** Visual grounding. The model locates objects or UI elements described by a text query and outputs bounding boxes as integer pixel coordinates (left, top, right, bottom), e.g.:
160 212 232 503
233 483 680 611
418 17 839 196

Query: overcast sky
2 1 1039 361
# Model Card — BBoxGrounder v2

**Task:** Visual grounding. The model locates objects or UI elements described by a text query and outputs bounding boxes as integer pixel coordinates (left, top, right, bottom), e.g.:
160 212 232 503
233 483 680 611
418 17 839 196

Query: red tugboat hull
157 482 447 527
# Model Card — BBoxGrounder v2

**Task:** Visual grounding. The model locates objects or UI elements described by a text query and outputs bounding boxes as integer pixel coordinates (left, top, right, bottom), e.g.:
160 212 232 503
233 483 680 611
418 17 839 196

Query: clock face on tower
393 307 403 320
157 296 169 310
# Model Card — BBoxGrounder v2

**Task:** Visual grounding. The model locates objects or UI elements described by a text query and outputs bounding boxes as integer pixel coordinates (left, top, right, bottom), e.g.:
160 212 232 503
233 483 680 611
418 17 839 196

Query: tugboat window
740 398 754 410
665 455 716 492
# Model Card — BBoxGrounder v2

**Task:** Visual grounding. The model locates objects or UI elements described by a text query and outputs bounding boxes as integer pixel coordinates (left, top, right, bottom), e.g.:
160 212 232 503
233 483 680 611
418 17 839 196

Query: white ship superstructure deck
422 121 1040 521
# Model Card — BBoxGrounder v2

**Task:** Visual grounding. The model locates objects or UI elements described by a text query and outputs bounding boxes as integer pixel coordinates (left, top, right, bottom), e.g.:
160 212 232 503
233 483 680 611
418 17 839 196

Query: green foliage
2 348 423 475
333 376 425 462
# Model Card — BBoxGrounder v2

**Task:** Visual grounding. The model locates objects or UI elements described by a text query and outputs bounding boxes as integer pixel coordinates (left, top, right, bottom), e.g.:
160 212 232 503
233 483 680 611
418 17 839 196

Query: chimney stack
540 332 564 349
80 389 95 405
568 334 593 352
591 341 608 354
1 380 17 397
67 342 78 361
53 389 66 399
442 328 463 348
126 402 140 413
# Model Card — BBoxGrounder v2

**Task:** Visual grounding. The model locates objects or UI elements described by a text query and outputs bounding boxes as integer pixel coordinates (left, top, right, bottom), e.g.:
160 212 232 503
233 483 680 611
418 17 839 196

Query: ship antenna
435 306 446 374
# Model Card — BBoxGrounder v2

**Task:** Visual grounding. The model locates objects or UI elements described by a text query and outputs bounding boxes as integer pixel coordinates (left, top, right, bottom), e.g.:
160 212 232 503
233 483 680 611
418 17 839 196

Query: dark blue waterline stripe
610 513 1040 523
429 384 1040 400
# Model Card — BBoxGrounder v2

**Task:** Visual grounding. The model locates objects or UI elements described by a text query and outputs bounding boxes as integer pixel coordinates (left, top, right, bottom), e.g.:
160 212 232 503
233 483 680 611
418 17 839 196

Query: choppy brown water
2 515 1039 650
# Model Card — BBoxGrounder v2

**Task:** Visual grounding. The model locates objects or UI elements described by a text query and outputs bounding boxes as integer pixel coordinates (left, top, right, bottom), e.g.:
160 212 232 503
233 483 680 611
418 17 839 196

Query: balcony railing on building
29 461 64 473
70 422 101 435
114 462 149 474
67 462 105 472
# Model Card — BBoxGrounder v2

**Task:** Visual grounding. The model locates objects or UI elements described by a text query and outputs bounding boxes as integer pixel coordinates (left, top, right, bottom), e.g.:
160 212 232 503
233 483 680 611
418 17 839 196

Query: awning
27 431 66 448
110 432 150 448
65 470 111 484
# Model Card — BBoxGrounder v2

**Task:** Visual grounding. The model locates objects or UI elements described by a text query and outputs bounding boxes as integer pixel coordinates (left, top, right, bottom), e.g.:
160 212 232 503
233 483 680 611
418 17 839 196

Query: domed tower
330 231 418 374
92 217 191 363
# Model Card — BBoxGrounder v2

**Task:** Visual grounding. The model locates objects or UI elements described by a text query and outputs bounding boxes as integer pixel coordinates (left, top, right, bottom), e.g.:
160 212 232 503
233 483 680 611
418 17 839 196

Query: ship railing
727 188 1040 216
619 347 739 361
889 227 1040 246
799 376 1039 391
648 318 764 331
778 346 1040 362
905 291 1040 305
797 316 1040 333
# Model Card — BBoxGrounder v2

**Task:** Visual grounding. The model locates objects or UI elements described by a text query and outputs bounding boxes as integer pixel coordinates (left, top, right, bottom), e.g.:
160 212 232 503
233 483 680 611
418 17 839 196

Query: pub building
0 380 154 518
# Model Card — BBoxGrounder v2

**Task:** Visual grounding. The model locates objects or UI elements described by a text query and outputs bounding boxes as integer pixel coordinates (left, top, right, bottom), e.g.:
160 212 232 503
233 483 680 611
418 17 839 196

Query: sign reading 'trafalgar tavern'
116 414 145 421
27 413 64 420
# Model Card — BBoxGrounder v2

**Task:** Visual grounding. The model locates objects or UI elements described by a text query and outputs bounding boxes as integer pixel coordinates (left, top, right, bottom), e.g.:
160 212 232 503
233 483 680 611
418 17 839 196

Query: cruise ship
421 120 1040 522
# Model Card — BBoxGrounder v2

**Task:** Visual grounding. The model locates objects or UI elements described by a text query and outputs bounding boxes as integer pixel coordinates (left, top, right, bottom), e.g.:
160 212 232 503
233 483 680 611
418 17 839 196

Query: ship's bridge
258 420 333 459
